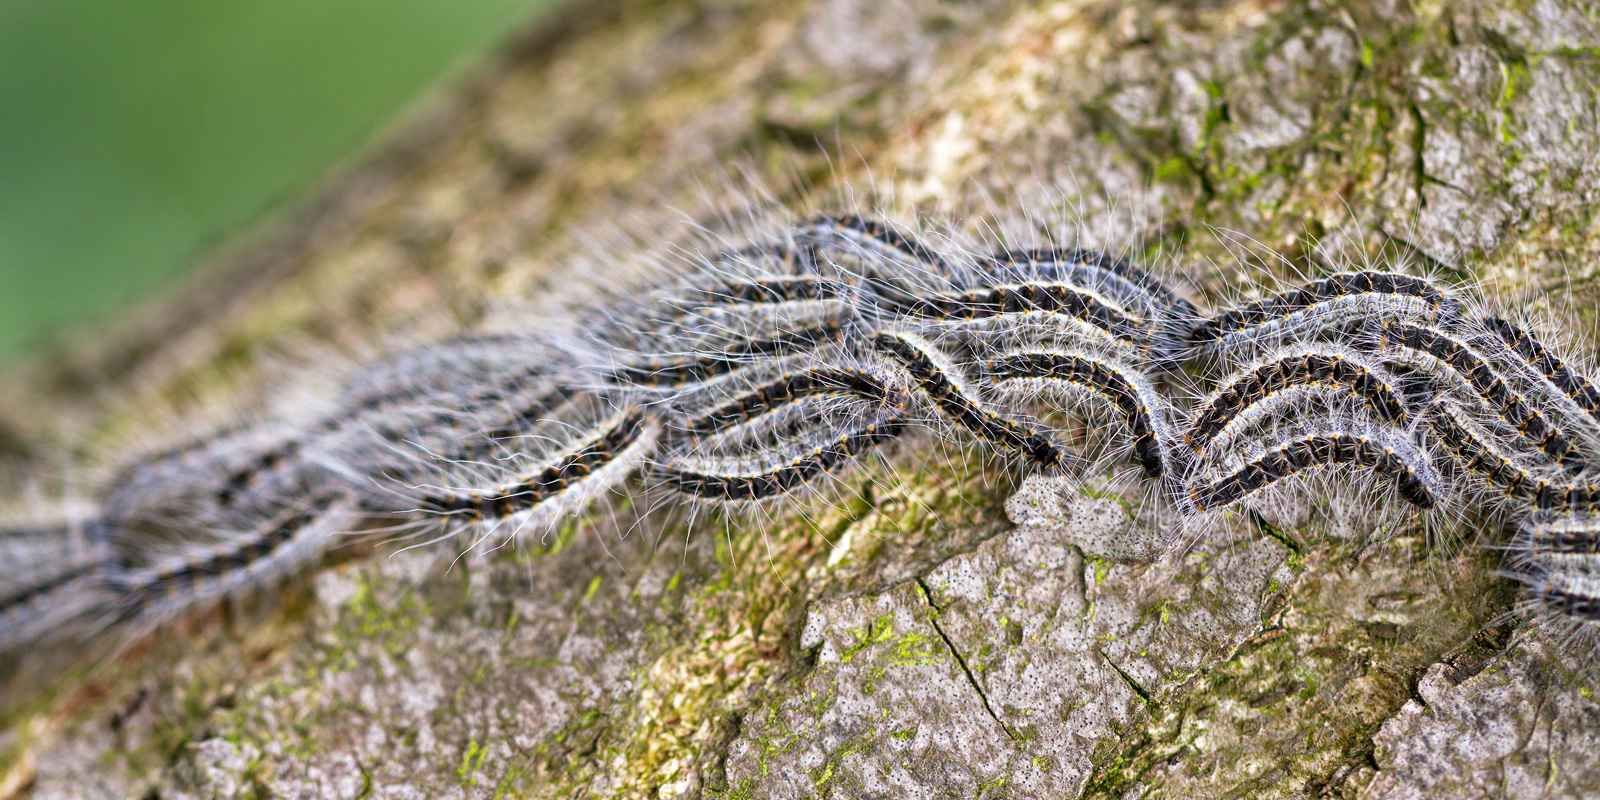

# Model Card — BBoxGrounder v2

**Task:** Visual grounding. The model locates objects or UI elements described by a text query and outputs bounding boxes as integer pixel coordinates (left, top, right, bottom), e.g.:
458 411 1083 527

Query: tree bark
3 0 1599 797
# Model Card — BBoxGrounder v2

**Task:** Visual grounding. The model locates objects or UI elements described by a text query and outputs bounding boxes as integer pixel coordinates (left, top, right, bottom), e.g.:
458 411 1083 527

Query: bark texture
3 0 1600 797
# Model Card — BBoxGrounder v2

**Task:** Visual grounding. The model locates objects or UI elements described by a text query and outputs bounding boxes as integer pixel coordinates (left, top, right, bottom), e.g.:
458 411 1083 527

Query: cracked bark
1097 648 1157 710
3 0 1600 797
917 577 1021 743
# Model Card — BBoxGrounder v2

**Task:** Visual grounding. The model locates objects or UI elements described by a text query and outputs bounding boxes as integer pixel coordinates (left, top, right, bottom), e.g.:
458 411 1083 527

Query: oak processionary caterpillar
3 205 1600 682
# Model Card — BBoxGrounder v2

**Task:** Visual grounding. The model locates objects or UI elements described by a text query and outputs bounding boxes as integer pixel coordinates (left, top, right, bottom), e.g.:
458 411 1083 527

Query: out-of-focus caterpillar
3 210 1599 672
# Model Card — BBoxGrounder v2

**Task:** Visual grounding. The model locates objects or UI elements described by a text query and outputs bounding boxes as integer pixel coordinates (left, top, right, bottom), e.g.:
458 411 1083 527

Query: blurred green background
0 0 556 361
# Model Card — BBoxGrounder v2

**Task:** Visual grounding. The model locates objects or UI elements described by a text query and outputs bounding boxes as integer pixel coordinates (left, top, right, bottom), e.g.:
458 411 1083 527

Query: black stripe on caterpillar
0 556 104 651
106 492 352 626
1 561 98 620
677 276 853 307
984 351 1168 477
1190 271 1461 354
1510 513 1600 576
1521 570 1600 622
871 331 1069 471
712 242 820 277
446 387 578 463
610 319 849 387
1421 401 1600 512
1368 320 1586 473
227 365 576 510
676 367 896 441
796 214 949 270
653 412 908 501
415 407 654 522
1187 348 1409 451
878 283 1153 349
985 248 1197 319
1484 316 1600 418
1186 429 1439 512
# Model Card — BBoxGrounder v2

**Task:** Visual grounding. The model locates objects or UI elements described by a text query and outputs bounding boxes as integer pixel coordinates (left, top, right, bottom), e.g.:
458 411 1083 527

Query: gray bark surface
2 0 1599 797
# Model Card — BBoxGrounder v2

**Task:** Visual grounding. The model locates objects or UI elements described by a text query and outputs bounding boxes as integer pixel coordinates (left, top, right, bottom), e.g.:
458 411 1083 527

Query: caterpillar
1484 316 1600 419
3 208 1599 682
1189 271 1463 361
870 329 1070 471
1362 320 1588 472
983 350 1172 478
1186 346 1409 451
106 493 354 632
1181 422 1442 514
673 366 897 440
652 410 908 501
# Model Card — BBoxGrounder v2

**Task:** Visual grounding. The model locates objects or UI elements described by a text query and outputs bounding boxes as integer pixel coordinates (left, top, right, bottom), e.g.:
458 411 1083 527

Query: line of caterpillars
4 213 1600 655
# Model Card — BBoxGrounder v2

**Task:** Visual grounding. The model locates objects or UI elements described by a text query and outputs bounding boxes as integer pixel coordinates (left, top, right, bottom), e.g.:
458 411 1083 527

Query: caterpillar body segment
1179 422 1443 526
789 215 964 323
794 215 1196 364
310 332 657 548
1485 317 1600 414
876 283 1156 356
1185 347 1411 456
644 341 913 507
2 520 91 576
362 403 661 547
627 278 861 356
0 561 97 620
219 335 591 514
1481 316 1600 445
105 492 358 632
710 240 819 275
0 565 108 653
1522 569 1600 622
1506 516 1600 647
1188 272 1463 365
1506 512 1600 588
319 375 579 471
597 244 876 398
1190 271 1460 344
1510 569 1600 662
337 334 572 415
1416 400 1600 517
1502 511 1600 658
857 247 1196 364
100 423 309 526
871 330 1070 472
0 521 109 650
985 350 1174 478
1361 321 1590 474
1182 388 1394 478
672 364 902 444
652 407 909 502
99 421 258 507
975 248 1199 366
607 317 855 389
1506 537 1600 655
445 387 586 466
413 408 654 518
679 275 853 308
94 427 338 585
983 248 1196 320
794 214 950 273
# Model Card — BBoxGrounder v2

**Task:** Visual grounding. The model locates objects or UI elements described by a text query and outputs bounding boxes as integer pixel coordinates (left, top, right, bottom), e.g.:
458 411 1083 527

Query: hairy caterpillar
1182 424 1442 513
1187 270 1462 359
1186 346 1409 451
1362 320 1588 472
984 350 1172 478
3 209 1599 678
